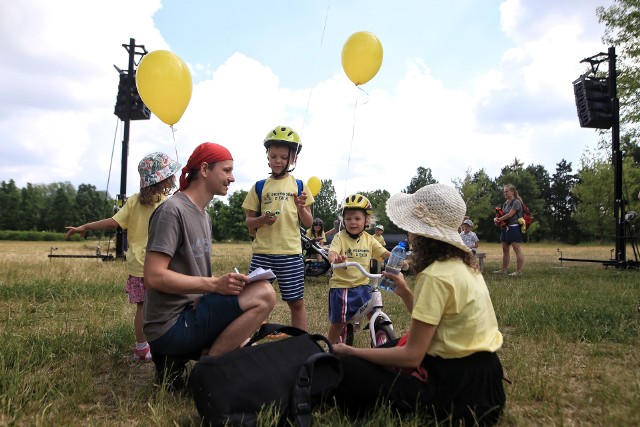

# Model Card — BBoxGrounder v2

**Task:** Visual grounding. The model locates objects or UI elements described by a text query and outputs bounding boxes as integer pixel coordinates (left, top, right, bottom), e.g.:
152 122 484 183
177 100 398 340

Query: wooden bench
475 252 486 272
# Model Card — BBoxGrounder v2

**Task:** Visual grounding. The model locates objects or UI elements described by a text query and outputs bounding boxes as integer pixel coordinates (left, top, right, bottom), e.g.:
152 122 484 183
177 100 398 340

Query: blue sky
0 0 614 202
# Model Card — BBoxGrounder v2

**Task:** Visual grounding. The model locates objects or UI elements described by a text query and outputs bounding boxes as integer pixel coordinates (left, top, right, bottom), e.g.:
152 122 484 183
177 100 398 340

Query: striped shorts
249 254 305 301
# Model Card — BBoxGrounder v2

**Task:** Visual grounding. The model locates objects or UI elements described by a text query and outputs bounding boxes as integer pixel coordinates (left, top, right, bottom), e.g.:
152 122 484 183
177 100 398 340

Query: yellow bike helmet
263 126 302 154
342 194 373 216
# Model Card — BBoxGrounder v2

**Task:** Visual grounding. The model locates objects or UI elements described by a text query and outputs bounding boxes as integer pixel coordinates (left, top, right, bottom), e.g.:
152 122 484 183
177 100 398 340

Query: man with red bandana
143 142 276 390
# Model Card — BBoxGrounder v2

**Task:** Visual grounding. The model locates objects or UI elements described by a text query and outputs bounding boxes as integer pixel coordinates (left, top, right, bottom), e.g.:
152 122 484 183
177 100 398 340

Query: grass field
1 240 639 426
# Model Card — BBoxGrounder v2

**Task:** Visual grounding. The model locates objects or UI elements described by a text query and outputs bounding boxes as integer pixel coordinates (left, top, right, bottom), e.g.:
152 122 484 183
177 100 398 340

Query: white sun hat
386 184 471 253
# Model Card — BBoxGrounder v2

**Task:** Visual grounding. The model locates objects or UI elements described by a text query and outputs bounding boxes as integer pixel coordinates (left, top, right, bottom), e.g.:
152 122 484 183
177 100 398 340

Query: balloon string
300 0 331 135
357 85 370 103
343 91 359 203
170 125 179 162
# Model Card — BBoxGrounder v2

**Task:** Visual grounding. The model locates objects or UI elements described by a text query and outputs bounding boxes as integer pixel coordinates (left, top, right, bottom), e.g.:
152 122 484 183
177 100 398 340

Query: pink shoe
133 344 152 362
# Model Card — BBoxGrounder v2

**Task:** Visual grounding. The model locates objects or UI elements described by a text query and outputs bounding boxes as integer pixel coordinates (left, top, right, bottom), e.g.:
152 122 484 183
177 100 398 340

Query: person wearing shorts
144 142 275 389
242 126 314 331
327 194 391 344
65 152 181 362
493 183 525 276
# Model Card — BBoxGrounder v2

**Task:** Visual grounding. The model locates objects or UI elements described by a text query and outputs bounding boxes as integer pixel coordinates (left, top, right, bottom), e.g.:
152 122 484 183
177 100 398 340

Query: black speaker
573 75 612 129
114 72 150 121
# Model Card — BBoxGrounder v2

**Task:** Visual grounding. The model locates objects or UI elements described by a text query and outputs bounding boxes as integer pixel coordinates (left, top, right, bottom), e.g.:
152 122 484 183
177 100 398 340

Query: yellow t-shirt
242 175 314 254
329 231 387 288
373 234 386 247
112 193 166 277
306 229 326 245
373 234 386 260
411 258 503 358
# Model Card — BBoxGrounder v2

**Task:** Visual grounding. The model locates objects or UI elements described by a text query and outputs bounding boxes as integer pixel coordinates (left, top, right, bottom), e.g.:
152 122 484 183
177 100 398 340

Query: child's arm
294 192 313 228
65 218 118 239
381 250 409 270
245 209 277 231
329 251 347 264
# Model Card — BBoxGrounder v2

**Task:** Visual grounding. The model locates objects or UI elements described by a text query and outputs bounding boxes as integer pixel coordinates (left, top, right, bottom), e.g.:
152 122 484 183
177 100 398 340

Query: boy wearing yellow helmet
327 194 393 344
242 126 314 331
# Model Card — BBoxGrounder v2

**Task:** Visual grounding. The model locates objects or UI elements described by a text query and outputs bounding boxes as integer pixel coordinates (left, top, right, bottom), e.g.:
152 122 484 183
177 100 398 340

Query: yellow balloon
341 31 383 86
136 50 192 126
307 176 322 197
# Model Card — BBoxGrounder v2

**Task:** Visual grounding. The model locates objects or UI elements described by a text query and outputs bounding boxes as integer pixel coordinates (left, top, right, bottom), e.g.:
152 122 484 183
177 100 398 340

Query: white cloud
0 0 615 206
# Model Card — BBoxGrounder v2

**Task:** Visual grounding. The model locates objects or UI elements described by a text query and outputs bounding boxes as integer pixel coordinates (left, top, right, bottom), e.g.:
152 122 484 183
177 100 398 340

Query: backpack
249 178 304 237
189 324 343 427
255 178 304 217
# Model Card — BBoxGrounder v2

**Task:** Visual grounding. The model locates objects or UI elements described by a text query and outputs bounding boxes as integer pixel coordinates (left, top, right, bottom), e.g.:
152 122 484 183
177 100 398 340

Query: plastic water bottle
379 241 407 291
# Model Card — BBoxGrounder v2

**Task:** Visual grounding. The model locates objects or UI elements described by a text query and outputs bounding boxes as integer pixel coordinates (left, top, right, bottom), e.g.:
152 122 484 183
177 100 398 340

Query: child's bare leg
134 302 146 342
287 299 307 331
328 322 345 344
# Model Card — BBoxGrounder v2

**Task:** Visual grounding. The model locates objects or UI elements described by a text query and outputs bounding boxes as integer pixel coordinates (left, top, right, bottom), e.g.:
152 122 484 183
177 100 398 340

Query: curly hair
139 176 176 205
409 235 477 273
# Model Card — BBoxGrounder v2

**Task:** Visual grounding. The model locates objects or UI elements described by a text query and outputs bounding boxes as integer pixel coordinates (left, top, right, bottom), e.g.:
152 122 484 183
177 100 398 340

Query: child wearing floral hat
65 152 180 362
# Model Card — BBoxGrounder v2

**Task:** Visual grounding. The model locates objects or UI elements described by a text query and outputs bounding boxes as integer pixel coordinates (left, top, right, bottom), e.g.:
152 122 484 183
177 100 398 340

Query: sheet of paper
247 267 276 282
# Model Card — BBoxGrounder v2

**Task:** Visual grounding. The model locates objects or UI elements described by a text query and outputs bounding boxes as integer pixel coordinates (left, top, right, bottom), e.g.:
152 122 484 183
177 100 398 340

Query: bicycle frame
332 262 395 346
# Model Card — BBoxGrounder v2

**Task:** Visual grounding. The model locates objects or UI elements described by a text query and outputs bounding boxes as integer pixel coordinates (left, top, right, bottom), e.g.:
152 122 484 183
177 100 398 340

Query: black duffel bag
189 323 343 426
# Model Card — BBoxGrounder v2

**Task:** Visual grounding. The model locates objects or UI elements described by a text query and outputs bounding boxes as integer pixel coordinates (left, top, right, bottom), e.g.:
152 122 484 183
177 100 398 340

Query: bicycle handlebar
332 261 382 279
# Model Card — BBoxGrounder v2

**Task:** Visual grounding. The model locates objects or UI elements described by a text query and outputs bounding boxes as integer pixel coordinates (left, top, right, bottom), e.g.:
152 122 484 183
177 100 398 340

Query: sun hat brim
386 188 471 254
139 157 182 188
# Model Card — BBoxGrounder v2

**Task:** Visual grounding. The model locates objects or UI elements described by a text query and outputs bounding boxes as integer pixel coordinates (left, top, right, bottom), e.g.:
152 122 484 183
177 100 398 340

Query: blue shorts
500 226 522 244
328 285 372 323
149 293 243 358
250 254 305 302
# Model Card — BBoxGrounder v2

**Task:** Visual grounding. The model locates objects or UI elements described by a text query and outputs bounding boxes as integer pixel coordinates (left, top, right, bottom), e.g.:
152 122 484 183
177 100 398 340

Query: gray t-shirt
503 199 522 226
143 191 212 341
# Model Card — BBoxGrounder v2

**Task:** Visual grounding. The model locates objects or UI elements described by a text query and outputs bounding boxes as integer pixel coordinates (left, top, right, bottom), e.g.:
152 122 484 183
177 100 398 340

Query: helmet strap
346 230 363 240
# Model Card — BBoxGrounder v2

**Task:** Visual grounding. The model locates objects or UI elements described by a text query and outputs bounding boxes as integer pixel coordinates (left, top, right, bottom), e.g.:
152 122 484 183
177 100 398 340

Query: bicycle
331 261 397 347
300 226 331 277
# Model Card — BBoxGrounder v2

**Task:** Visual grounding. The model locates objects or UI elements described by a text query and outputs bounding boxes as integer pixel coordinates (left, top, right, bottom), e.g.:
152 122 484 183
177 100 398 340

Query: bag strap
290 352 343 427
247 323 335 349
256 179 303 205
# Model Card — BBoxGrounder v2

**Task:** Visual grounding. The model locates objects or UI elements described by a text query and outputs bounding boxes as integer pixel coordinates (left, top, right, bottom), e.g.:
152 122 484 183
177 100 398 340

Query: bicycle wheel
339 323 355 346
372 318 396 347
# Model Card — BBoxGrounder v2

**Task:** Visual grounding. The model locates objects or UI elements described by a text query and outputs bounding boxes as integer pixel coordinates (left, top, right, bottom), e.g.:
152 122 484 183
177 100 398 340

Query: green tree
19 183 45 231
573 155 614 242
550 160 579 242
75 184 112 235
597 0 640 131
209 191 251 242
47 183 77 232
311 179 338 226
359 189 393 232
455 169 499 242
526 164 551 240
0 180 21 230
403 167 438 194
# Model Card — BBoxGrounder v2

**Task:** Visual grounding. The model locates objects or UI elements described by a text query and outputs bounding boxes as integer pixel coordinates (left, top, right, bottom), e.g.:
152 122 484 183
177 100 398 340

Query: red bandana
178 142 233 191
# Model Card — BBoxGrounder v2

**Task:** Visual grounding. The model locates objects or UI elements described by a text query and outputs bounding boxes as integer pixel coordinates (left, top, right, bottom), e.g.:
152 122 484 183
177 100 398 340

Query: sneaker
133 344 152 362
493 270 508 275
153 353 188 392
509 271 523 277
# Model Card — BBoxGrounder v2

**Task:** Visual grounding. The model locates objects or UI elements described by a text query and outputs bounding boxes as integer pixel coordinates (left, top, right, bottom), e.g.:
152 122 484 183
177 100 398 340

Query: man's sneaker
133 344 152 362
509 271 523 277
493 270 508 275
153 353 188 392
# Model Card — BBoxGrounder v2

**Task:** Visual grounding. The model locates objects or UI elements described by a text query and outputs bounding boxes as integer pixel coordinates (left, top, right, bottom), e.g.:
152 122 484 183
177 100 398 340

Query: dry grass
0 240 639 426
